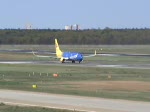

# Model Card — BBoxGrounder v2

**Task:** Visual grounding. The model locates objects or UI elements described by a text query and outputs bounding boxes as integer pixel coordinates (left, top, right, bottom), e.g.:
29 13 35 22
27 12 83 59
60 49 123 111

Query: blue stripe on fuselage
63 52 83 61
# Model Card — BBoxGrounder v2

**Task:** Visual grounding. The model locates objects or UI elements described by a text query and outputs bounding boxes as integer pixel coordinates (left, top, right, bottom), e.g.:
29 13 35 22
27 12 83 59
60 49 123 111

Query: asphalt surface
0 60 150 69
0 90 150 112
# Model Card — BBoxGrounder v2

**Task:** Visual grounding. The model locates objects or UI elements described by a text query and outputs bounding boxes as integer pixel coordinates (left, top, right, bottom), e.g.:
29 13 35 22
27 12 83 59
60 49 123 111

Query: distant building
65 25 70 30
65 24 80 30
26 23 32 29
76 24 80 30
70 25 73 30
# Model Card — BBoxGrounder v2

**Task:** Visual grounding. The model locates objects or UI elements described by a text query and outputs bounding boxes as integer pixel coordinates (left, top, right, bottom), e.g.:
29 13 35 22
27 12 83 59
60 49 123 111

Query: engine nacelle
60 58 65 63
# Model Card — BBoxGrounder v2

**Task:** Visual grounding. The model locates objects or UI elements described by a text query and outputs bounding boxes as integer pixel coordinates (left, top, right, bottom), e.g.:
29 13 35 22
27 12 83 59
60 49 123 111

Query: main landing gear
61 59 65 63
72 60 81 64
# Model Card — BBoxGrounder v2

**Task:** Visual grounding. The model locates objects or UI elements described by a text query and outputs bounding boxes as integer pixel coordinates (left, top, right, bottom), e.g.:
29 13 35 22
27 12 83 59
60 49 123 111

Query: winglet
32 51 36 56
95 50 96 55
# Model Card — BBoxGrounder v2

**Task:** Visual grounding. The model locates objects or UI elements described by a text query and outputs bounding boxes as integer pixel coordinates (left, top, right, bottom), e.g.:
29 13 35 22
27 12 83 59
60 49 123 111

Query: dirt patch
58 81 150 92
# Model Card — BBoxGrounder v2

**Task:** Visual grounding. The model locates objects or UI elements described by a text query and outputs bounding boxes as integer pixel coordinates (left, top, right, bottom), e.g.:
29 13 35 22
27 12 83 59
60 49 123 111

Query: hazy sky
0 0 150 29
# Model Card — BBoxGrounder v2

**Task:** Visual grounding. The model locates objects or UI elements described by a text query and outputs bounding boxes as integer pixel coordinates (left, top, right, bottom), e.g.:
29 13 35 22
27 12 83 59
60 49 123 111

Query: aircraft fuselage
63 52 83 63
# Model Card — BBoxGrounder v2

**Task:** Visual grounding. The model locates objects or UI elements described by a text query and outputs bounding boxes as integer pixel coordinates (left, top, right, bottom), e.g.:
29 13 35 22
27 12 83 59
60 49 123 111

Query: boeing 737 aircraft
33 39 96 63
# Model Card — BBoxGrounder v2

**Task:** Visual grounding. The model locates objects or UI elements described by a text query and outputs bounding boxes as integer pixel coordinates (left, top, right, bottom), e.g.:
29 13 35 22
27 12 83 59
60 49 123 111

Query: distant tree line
0 28 150 44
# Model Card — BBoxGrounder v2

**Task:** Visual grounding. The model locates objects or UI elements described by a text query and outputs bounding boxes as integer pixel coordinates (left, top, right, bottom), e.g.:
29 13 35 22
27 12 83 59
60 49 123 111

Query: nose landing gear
72 60 75 63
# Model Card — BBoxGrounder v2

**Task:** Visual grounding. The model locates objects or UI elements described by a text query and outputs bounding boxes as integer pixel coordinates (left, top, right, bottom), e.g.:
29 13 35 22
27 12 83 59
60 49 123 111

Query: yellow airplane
33 39 96 63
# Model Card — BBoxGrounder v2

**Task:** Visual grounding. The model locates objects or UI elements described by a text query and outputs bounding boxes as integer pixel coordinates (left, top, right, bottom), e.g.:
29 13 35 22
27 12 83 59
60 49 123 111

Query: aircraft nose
78 54 83 61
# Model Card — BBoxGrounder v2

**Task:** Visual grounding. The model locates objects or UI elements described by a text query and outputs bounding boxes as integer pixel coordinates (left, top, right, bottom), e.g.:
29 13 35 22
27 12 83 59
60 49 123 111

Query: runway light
32 84 37 89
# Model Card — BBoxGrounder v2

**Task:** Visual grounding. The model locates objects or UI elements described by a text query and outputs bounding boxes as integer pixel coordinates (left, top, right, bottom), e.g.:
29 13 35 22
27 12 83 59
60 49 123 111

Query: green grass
87 55 150 65
0 64 150 81
0 103 78 112
1 45 150 54
0 64 150 102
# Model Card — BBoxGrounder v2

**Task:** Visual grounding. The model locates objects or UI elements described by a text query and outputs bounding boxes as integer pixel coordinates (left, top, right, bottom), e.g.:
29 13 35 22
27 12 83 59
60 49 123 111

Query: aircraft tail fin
55 39 63 58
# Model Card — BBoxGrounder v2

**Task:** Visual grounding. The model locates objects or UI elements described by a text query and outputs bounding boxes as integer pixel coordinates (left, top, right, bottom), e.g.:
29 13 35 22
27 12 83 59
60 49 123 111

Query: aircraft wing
32 51 58 59
83 50 96 58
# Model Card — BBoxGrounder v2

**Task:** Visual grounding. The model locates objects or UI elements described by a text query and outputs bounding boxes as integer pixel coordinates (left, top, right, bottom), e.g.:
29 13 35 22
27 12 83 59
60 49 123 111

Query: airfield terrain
0 45 150 112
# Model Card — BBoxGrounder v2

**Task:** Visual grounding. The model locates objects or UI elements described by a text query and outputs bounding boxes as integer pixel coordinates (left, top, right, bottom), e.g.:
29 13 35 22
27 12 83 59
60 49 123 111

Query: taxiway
0 60 150 69
0 89 150 112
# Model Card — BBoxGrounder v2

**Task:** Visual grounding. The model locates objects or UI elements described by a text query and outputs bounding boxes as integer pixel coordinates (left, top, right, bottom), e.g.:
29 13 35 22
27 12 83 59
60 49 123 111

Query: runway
0 49 150 69
0 89 150 112
0 60 150 69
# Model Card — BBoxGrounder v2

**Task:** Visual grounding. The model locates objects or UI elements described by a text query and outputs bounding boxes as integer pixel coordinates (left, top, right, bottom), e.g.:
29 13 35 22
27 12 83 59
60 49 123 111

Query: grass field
1 45 150 54
1 51 150 65
0 103 78 112
0 64 150 101
0 45 150 102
